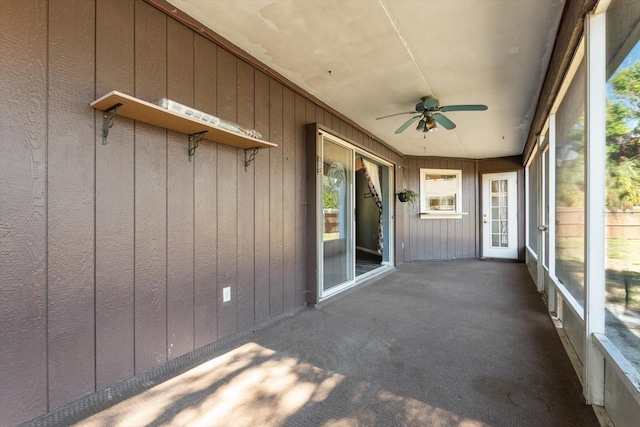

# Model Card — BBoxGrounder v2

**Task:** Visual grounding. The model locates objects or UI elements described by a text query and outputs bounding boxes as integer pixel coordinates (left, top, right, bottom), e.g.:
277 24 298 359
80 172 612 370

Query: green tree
556 118 585 208
606 61 640 208
323 177 339 209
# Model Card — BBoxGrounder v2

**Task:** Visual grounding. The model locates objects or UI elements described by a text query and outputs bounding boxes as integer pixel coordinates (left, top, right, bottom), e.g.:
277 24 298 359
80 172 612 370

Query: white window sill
419 212 467 219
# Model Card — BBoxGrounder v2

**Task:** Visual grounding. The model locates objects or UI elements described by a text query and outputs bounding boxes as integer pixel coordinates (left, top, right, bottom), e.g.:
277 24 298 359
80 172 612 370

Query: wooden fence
556 208 640 239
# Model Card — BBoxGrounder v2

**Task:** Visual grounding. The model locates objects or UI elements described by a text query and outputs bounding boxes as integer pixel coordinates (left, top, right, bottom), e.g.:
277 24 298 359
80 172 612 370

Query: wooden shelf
91 91 276 150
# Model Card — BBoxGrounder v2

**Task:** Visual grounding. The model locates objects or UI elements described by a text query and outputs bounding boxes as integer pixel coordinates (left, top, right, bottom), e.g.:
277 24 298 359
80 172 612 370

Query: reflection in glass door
321 138 353 293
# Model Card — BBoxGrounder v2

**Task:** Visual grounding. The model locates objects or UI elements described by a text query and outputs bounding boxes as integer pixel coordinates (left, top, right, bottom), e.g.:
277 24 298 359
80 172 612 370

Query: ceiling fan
376 96 488 134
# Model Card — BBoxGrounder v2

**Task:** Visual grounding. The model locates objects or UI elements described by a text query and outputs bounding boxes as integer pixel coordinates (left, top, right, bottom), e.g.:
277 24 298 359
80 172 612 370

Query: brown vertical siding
269 79 285 318
283 88 297 312
407 158 420 260
307 100 318 126
0 1 48 423
317 106 326 127
294 94 308 307
398 164 409 257
401 157 478 262
193 34 219 348
215 49 239 340
216 143 238 340
236 60 256 332
95 0 135 390
166 18 195 360
463 159 476 259
166 132 195 359
254 71 271 323
133 0 169 375
194 139 218 348
47 0 96 410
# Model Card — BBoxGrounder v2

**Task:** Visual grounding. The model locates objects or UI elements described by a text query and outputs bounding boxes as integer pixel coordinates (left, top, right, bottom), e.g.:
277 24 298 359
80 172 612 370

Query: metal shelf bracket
101 103 122 145
188 131 207 161
244 147 260 170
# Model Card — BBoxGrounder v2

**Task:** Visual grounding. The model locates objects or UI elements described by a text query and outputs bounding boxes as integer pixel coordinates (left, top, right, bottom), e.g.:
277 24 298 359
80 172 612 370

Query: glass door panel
322 138 353 292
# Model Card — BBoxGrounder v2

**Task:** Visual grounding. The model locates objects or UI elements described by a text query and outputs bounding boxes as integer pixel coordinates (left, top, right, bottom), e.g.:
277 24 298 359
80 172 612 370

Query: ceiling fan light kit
377 95 487 134
417 117 437 133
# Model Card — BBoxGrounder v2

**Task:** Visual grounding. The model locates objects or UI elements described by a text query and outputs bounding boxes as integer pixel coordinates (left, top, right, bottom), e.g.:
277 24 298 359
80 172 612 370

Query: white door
482 172 518 259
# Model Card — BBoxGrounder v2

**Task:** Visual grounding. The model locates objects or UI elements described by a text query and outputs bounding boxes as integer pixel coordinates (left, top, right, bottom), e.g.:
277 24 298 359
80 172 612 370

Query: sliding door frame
305 123 395 304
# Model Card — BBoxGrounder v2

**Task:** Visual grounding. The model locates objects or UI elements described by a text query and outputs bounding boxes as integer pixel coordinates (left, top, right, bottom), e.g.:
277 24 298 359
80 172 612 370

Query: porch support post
584 10 606 406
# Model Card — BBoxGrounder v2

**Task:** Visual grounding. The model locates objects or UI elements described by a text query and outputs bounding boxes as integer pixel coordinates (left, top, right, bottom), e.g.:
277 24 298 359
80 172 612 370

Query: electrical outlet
223 286 231 302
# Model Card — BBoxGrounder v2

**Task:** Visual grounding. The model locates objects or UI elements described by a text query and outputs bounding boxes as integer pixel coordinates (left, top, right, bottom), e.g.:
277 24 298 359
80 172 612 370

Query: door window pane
490 179 509 248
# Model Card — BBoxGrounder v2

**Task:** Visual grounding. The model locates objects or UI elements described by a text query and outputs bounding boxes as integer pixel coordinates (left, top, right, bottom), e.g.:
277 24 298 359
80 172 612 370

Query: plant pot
397 192 408 202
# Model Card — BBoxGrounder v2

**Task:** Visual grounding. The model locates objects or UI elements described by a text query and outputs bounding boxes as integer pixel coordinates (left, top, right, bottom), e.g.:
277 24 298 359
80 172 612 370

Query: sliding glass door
314 130 394 301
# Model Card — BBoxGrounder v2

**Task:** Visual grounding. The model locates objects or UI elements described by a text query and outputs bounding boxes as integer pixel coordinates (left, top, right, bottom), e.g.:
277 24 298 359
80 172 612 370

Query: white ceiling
167 0 565 159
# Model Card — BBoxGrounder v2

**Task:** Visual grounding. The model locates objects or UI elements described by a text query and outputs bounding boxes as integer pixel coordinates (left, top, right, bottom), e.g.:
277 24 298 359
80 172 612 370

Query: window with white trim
419 169 462 217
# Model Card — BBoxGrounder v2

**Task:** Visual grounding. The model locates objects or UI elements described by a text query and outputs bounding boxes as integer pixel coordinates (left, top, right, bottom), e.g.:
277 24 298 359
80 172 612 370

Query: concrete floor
68 260 599 427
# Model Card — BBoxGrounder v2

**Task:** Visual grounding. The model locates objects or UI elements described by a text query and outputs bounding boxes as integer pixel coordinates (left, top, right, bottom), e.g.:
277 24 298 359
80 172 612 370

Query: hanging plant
397 189 418 204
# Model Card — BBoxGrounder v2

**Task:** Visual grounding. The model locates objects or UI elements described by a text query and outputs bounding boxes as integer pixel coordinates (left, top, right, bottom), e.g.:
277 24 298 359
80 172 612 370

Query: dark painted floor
73 260 599 427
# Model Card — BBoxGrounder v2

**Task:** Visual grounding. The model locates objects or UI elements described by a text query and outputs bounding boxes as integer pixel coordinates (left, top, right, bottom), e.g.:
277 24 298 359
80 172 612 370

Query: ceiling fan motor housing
416 96 439 112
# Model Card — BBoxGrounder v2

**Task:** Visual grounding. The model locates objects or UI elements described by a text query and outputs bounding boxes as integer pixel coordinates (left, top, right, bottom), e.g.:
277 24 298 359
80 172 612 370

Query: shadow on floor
72 260 599 427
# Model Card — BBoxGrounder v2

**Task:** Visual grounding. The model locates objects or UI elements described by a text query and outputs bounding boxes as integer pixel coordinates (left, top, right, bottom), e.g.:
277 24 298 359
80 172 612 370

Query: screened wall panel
604 0 640 373
555 57 586 307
